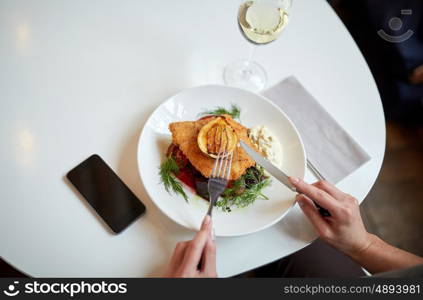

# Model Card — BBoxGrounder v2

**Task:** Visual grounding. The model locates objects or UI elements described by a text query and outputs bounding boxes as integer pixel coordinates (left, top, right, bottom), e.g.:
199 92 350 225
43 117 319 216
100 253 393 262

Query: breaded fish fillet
169 115 258 180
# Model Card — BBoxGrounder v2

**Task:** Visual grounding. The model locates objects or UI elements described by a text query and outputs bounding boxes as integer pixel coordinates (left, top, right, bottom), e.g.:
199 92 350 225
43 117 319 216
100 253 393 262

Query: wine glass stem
246 44 257 67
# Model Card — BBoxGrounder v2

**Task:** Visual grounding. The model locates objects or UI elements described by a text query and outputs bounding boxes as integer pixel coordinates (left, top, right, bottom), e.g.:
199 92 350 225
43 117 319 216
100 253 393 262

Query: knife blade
239 141 297 192
239 140 331 217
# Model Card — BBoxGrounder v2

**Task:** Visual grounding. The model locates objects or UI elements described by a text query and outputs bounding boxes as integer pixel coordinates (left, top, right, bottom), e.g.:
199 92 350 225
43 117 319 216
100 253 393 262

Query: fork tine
211 131 225 178
216 131 228 178
223 152 233 180
216 151 225 178
224 152 233 180
221 152 230 178
210 151 220 178
210 153 219 177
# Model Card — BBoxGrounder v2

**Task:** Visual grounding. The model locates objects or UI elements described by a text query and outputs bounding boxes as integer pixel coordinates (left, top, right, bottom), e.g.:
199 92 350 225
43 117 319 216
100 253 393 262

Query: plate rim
137 84 307 237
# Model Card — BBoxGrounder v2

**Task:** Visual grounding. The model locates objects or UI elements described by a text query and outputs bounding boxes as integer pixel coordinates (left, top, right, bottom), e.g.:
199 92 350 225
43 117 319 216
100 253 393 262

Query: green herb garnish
216 166 271 212
199 104 241 120
159 157 188 202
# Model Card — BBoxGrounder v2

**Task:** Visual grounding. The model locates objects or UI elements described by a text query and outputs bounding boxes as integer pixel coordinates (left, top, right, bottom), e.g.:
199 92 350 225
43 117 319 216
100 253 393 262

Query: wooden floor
361 121 423 257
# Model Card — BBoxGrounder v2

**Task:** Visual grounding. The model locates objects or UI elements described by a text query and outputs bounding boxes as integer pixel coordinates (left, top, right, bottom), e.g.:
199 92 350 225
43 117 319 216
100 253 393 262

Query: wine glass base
223 59 267 93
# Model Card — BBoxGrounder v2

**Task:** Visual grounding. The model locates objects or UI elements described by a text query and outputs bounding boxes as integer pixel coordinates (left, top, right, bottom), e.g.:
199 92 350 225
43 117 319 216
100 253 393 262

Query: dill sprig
159 157 188 202
216 166 271 212
199 104 241 120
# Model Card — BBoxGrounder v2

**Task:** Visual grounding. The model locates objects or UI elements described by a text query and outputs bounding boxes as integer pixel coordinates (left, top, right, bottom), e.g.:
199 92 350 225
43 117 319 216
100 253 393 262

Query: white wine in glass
238 1 289 44
224 0 292 92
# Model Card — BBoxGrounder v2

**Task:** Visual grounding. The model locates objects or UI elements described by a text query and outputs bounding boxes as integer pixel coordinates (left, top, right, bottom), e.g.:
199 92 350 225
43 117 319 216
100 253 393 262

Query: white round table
0 0 385 277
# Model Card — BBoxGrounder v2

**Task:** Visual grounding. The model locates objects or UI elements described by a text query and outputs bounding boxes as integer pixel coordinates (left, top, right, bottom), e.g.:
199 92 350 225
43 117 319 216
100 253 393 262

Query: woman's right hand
164 215 216 278
289 177 373 257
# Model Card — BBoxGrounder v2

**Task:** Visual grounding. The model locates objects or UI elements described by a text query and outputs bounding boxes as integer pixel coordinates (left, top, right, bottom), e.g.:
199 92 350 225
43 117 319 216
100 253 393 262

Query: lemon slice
198 117 238 158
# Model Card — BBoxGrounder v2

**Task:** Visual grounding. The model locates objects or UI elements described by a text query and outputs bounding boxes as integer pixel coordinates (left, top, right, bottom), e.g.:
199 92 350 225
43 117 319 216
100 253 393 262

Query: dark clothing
254 239 366 278
253 239 423 278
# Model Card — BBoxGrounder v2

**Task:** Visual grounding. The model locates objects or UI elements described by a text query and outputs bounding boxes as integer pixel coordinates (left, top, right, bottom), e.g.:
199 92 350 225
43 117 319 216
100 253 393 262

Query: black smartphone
67 154 145 234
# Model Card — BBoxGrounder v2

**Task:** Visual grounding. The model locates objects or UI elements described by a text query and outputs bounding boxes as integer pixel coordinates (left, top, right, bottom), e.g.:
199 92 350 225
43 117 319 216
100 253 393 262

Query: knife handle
297 191 331 217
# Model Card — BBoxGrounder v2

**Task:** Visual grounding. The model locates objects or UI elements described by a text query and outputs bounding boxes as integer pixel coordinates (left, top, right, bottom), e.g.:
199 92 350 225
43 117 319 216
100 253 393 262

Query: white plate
137 85 306 237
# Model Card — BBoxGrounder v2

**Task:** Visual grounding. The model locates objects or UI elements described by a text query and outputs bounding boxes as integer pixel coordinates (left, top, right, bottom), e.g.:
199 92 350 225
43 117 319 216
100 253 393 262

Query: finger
201 238 217 276
297 194 331 238
165 242 188 276
181 230 210 270
312 180 345 199
201 215 212 232
201 215 214 240
289 177 340 215
179 216 212 272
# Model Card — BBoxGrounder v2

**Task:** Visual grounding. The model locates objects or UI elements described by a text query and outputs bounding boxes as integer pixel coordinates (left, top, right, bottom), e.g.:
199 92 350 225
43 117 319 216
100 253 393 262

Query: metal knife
239 140 331 217
239 141 297 192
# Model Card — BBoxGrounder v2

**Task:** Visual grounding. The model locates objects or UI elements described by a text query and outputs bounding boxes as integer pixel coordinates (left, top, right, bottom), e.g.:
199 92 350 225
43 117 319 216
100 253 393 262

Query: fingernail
202 215 211 230
211 228 215 240
289 177 300 184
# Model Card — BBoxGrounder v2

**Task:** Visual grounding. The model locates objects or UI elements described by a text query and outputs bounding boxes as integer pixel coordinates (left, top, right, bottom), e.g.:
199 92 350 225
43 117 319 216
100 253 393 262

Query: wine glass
224 0 292 92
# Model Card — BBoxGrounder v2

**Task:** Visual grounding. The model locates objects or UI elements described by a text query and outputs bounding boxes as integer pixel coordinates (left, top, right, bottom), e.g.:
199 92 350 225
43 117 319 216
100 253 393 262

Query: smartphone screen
67 154 145 234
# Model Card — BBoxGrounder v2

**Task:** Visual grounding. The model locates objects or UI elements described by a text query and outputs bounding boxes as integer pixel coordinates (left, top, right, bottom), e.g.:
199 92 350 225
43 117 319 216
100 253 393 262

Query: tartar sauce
248 125 283 169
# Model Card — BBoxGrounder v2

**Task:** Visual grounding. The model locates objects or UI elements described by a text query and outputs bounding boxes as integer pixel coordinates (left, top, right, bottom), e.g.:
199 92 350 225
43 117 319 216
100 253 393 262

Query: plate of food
137 85 306 237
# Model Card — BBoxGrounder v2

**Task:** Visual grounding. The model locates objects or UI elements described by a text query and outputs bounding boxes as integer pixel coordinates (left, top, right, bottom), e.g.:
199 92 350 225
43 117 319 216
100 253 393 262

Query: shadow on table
276 205 317 244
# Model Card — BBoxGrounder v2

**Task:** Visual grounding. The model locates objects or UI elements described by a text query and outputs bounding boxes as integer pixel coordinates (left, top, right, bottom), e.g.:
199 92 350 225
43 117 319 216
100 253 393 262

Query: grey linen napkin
262 76 371 184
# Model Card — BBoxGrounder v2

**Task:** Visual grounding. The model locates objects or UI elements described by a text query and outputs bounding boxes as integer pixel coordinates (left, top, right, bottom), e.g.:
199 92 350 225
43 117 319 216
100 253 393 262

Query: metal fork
307 159 325 181
206 151 234 217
